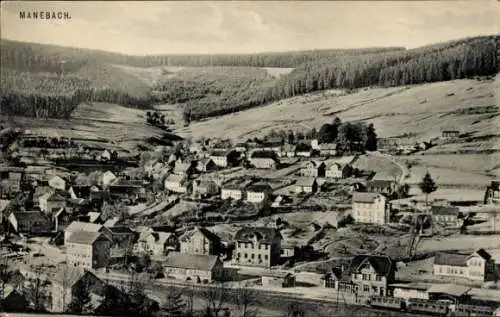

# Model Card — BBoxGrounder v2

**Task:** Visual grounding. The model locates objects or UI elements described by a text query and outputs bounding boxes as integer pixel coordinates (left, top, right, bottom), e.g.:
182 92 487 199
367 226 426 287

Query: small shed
261 271 295 288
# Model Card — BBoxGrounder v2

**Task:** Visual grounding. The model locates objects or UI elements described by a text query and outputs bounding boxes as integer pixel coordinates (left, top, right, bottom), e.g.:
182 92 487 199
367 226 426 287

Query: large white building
351 192 389 225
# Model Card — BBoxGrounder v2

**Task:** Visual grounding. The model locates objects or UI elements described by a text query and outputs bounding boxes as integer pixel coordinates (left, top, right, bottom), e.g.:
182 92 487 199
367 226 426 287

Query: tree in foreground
157 287 186 317
419 171 438 209
66 279 93 315
234 286 259 317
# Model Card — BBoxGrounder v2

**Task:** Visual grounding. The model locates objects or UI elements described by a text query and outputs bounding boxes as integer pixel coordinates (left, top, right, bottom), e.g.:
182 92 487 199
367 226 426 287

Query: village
1 118 500 317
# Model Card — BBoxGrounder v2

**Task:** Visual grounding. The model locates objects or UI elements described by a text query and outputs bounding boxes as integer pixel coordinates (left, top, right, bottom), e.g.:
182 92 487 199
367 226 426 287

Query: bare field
1 102 161 153
262 67 295 77
417 234 500 252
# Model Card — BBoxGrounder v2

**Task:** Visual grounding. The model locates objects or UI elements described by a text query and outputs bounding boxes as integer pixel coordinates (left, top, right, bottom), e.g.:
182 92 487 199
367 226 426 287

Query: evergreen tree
365 123 378 151
158 288 186 317
66 280 93 314
419 171 438 209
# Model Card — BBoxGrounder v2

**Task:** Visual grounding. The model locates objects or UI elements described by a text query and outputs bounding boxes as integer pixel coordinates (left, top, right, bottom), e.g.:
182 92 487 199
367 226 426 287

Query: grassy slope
0 102 160 152
170 75 499 192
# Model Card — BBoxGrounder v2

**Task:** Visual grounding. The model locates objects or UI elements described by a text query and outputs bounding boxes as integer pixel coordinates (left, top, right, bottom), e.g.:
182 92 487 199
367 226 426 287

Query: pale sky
1 1 499 55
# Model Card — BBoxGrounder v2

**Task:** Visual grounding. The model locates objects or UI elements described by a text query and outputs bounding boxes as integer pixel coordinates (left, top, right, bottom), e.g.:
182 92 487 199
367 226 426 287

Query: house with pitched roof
325 161 351 179
433 249 496 282
101 171 117 187
365 180 397 196
66 231 112 269
8 210 52 234
134 231 178 256
196 158 218 173
352 192 389 225
431 206 462 226
179 227 222 256
64 221 112 245
232 227 282 268
192 178 219 198
164 174 189 194
0 166 23 198
48 175 67 191
39 191 67 214
245 183 273 203
301 160 326 177
323 255 396 297
50 267 107 313
250 150 280 169
158 252 224 283
294 177 318 194
209 149 238 168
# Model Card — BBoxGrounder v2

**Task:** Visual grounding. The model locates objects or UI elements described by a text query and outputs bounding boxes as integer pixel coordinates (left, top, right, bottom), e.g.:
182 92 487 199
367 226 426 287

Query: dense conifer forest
0 35 498 121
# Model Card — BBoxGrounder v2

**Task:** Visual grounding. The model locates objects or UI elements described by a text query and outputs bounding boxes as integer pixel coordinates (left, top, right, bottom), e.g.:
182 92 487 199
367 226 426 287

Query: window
363 285 370 292
375 275 382 281
237 252 240 258
258 254 261 259
264 255 268 260
251 254 255 259
244 253 248 259
265 244 269 250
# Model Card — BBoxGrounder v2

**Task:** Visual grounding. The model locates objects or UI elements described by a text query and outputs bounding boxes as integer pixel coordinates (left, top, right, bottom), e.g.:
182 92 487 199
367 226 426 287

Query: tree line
1 39 403 70
1 36 497 121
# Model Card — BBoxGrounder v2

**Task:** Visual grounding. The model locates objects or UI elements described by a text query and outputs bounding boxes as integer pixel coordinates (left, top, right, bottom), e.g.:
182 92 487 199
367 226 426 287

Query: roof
67 231 108 245
52 266 88 286
180 227 221 244
66 221 103 233
234 227 281 243
102 170 117 178
475 248 492 260
319 143 337 150
71 185 92 199
281 144 296 151
366 180 395 188
165 174 187 184
431 206 460 216
295 177 316 187
11 211 50 225
427 284 471 296
352 192 383 203
153 232 173 245
434 251 469 267
210 149 232 157
349 255 395 276
103 217 120 228
162 252 220 271
174 162 191 174
251 150 277 159
86 212 102 223
261 270 294 278
390 283 431 291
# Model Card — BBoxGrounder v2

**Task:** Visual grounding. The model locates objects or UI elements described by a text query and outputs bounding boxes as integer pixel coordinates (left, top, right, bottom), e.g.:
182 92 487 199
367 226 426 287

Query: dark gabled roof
71 185 92 199
210 149 233 157
246 183 272 193
349 255 395 276
366 180 395 188
434 251 468 267
180 227 221 244
352 192 383 203
431 206 460 216
67 231 109 245
234 227 282 243
12 210 51 225
474 249 492 261
251 150 277 159
162 252 220 271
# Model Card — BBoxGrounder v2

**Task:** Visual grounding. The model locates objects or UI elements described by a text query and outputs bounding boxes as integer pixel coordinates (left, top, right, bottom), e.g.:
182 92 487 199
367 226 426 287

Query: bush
338 214 355 228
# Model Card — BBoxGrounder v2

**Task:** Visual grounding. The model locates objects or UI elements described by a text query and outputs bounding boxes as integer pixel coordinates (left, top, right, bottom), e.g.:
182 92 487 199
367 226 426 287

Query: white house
433 249 496 282
351 192 389 225
48 175 66 191
325 162 349 179
245 184 272 203
101 171 117 187
164 174 189 193
221 186 243 200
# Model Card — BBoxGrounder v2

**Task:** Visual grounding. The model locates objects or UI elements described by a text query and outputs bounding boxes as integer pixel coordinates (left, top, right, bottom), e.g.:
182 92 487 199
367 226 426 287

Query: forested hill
0 39 404 69
0 35 498 121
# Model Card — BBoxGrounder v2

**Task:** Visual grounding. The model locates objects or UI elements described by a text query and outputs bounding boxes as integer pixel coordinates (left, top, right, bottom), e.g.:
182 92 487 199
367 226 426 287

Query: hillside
173 75 500 174
1 36 497 121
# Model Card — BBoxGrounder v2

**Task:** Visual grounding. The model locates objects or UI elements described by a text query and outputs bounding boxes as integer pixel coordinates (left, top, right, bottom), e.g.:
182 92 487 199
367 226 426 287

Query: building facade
433 249 496 282
66 231 111 269
179 227 221 256
352 192 389 225
232 227 282 268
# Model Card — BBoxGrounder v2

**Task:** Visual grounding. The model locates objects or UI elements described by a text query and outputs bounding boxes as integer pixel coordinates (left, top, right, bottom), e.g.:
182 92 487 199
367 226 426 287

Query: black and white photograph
0 1 499 316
